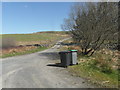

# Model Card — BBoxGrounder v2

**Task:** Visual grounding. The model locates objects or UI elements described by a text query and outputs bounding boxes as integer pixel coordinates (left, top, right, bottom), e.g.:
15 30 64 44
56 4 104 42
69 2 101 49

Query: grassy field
59 39 119 88
1 33 63 42
1 31 68 45
0 31 69 58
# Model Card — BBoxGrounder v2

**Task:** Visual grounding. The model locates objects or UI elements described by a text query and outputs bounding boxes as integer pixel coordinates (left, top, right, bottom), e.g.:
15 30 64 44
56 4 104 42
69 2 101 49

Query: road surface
0 38 95 88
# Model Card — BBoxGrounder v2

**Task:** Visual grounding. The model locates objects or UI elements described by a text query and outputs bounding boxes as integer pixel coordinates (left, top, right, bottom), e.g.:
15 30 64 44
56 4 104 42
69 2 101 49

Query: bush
88 59 99 70
1 37 16 49
99 64 113 74
90 54 113 74
88 59 113 74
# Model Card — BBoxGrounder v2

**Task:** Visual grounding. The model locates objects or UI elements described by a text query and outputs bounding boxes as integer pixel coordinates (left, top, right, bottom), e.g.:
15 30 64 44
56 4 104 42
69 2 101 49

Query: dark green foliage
99 64 113 74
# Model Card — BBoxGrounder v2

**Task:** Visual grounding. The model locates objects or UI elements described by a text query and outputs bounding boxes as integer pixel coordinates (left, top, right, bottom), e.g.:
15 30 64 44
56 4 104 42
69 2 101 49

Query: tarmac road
0 38 95 88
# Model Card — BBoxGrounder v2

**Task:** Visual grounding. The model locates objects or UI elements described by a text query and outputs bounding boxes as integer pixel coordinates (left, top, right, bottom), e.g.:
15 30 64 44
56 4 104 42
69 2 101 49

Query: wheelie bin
69 50 78 65
59 51 71 68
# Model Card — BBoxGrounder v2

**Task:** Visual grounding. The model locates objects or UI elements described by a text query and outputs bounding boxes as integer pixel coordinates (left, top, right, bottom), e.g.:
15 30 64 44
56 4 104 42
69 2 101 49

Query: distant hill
34 31 69 34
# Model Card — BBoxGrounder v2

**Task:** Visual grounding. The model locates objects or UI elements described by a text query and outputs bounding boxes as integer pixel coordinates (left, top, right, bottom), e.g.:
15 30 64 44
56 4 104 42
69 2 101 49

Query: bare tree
61 2 118 56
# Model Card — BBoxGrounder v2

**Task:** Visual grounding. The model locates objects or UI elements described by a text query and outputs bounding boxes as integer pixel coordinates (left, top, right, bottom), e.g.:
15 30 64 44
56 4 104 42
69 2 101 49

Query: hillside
1 31 69 46
0 31 69 58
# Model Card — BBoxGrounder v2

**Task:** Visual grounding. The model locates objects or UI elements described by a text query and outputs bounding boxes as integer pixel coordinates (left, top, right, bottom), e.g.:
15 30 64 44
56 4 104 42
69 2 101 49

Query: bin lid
70 50 77 52
59 51 71 54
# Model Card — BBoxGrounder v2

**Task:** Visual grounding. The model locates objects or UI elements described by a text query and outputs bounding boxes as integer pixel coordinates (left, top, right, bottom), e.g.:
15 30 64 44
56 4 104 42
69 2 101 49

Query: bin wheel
76 63 79 65
64 66 67 68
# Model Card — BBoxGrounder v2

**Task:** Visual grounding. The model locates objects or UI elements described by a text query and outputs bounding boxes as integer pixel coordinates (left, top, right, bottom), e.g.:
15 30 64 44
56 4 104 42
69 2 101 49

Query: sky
2 2 74 34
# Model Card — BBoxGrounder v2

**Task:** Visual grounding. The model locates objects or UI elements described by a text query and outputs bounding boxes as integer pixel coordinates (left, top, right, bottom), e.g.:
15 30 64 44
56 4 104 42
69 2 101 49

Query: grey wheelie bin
59 51 71 68
69 50 78 65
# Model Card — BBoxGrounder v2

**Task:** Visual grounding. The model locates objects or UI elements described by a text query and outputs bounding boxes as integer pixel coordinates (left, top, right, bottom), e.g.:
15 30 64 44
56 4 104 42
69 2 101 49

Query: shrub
1 37 16 49
99 64 113 74
90 52 114 74
88 59 99 70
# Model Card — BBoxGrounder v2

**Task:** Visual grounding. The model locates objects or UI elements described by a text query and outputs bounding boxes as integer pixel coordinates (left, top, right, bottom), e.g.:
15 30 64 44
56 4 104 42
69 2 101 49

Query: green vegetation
62 2 119 88
68 59 119 88
1 47 47 58
1 33 65 42
59 39 119 88
1 31 69 58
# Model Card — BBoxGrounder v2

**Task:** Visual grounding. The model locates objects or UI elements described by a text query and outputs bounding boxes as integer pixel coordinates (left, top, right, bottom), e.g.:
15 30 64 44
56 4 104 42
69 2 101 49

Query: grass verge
1 47 47 58
68 58 119 88
58 42 119 88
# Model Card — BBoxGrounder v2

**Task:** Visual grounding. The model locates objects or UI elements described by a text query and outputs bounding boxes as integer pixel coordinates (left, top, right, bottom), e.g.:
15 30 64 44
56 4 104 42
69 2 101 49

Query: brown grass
0 46 37 56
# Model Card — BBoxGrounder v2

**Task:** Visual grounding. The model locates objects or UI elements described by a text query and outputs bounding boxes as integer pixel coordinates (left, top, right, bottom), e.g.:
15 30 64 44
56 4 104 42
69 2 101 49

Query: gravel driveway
0 38 95 88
